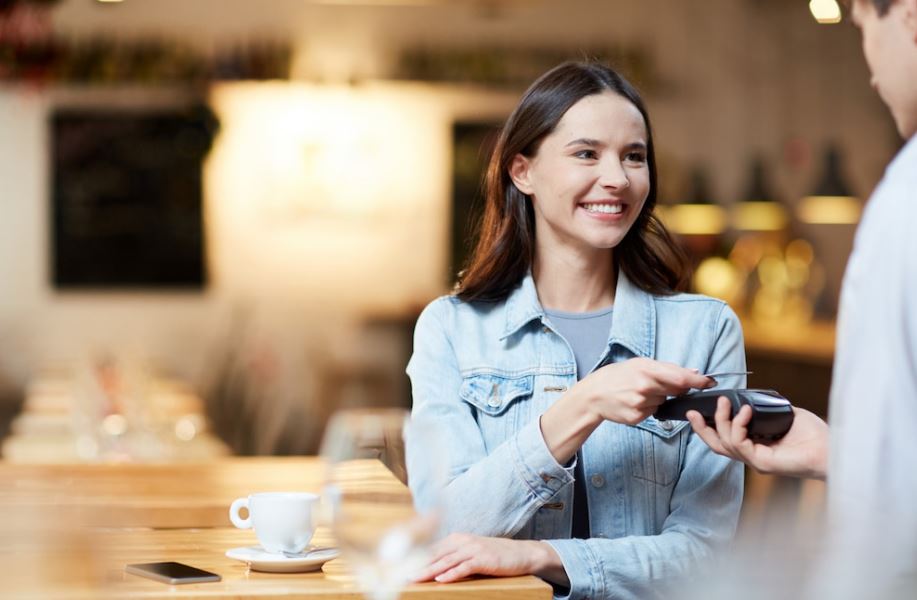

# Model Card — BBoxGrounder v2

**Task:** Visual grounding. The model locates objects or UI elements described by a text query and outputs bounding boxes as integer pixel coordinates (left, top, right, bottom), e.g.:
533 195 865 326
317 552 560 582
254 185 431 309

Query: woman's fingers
414 550 464 582
434 560 475 583
419 538 492 583
589 358 727 426
427 537 461 564
417 535 549 584
413 535 466 582
645 360 712 393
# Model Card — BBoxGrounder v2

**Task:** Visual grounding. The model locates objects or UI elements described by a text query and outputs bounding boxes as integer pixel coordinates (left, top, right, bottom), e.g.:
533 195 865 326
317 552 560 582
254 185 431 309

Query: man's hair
857 0 895 16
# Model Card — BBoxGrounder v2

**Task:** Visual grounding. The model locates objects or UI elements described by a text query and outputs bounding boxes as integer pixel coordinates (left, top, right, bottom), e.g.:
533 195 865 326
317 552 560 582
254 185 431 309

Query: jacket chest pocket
459 374 534 451
630 418 688 487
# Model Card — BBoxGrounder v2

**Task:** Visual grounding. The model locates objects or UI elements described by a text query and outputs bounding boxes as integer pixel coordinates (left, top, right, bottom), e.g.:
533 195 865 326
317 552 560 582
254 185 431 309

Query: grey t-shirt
544 306 614 380
543 305 613 540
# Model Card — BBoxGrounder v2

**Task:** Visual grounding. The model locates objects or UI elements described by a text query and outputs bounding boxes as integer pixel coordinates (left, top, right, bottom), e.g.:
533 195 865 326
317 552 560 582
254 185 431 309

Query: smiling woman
406 62 746 600
455 62 689 305
509 92 651 268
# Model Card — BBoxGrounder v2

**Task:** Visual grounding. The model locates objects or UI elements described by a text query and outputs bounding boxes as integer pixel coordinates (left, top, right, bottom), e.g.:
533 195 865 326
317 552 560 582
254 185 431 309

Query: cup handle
229 497 251 529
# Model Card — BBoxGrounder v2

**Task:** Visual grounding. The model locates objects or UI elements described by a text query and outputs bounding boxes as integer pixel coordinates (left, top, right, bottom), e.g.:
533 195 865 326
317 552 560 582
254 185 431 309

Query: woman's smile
579 201 628 219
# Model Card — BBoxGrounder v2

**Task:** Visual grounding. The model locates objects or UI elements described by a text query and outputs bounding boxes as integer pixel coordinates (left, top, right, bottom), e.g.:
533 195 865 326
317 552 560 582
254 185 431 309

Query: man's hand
687 396 829 480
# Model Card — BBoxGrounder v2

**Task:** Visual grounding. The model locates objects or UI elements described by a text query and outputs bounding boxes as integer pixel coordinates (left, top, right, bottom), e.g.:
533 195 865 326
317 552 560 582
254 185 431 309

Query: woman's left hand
413 533 560 584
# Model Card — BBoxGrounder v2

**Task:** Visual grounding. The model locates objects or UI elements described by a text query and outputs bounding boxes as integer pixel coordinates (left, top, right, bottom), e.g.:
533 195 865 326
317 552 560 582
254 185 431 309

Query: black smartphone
125 562 221 584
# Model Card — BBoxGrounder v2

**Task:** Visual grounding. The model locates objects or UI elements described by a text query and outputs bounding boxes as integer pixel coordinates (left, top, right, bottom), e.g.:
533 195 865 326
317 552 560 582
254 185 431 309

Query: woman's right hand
575 357 714 425
540 357 713 463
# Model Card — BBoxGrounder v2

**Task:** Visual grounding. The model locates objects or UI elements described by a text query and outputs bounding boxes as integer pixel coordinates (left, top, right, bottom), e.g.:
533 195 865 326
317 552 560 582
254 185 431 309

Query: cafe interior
0 0 900 598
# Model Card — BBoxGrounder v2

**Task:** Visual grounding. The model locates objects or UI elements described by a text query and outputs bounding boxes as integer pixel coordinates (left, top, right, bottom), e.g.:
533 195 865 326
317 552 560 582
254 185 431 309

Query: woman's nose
599 159 630 190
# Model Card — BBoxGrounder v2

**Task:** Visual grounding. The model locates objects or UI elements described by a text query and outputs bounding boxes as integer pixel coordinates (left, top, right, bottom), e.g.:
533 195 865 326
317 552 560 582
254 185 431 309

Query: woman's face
510 91 650 257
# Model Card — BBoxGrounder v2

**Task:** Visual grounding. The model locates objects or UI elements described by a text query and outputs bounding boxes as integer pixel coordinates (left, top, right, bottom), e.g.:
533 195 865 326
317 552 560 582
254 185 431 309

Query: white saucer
225 546 340 573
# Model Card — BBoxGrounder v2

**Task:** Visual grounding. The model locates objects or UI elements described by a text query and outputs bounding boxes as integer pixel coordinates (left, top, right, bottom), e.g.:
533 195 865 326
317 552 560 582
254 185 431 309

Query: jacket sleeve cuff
510 418 575 502
542 538 604 600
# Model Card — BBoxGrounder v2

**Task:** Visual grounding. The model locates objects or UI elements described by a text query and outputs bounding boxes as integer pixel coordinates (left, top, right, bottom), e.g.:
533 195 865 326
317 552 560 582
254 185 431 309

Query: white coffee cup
229 492 318 554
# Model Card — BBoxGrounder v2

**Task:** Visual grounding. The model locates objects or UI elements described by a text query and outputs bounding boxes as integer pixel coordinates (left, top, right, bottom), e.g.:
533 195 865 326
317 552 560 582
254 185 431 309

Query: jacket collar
500 270 656 358
500 273 544 341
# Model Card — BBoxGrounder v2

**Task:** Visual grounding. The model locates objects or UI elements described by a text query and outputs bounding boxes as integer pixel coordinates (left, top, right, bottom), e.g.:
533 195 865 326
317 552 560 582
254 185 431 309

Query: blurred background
0 0 893 482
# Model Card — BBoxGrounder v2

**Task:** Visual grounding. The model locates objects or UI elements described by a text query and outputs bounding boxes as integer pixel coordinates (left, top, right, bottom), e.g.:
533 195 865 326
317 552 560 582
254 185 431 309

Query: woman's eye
625 152 647 163
574 149 598 160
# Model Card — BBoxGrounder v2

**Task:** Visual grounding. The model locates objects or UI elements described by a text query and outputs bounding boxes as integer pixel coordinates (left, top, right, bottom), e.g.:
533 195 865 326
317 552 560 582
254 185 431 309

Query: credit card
702 370 752 379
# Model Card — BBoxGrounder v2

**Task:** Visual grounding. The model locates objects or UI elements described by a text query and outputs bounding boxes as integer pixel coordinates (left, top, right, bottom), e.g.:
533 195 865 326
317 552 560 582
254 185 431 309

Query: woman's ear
509 154 535 196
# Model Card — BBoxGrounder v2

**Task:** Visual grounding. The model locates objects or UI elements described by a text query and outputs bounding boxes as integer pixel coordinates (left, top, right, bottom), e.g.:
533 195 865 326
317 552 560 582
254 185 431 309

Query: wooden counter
0 457 552 599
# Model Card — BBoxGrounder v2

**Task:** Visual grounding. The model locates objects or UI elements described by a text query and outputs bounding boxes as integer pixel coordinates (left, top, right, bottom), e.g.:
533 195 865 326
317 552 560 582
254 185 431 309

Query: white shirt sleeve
815 136 917 598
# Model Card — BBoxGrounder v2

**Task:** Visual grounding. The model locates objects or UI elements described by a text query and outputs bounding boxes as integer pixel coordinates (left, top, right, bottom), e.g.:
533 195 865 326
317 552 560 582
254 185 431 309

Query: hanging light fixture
809 0 843 24
733 156 788 232
659 167 727 236
798 144 860 224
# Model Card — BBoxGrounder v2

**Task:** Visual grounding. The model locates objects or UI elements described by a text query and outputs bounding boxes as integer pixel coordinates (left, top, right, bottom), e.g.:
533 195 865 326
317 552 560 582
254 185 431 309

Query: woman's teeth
582 203 624 214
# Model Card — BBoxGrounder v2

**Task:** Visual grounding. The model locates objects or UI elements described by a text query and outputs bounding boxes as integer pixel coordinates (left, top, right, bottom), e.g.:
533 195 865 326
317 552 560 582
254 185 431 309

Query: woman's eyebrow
564 137 602 148
564 139 647 150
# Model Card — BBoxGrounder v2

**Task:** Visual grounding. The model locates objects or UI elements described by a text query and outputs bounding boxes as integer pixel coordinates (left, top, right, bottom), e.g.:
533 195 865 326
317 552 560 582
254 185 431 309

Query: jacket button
660 420 674 431
590 474 605 488
542 326 551 334
487 384 500 407
543 386 567 393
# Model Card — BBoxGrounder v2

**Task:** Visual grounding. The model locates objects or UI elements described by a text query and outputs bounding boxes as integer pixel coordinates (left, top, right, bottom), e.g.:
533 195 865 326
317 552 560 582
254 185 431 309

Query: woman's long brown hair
455 62 689 302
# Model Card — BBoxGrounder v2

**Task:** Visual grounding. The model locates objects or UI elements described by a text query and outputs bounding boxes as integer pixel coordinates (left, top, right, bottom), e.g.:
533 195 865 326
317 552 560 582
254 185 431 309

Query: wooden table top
0 457 553 599
97 527 550 599
0 457 351 528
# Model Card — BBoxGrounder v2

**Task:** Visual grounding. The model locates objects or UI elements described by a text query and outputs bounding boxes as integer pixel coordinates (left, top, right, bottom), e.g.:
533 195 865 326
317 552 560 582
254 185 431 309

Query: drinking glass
320 408 446 600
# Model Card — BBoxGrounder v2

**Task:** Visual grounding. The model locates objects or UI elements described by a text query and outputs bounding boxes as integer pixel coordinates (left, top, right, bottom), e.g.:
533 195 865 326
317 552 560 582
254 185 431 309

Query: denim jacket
406 272 745 600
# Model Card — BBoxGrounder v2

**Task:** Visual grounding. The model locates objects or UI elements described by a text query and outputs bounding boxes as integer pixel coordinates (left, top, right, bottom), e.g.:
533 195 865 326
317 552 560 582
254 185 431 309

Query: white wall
0 87 219 383
0 81 517 386
0 0 900 388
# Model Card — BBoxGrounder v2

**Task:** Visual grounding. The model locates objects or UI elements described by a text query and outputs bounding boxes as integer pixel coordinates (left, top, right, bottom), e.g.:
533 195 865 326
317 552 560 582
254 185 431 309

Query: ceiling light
809 0 842 24
659 168 728 236
733 157 788 232
798 145 860 224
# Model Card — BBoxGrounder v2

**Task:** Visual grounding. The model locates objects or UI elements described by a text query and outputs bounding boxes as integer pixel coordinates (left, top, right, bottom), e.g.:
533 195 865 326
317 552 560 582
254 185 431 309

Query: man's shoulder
860 139 917 232
880 135 917 196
